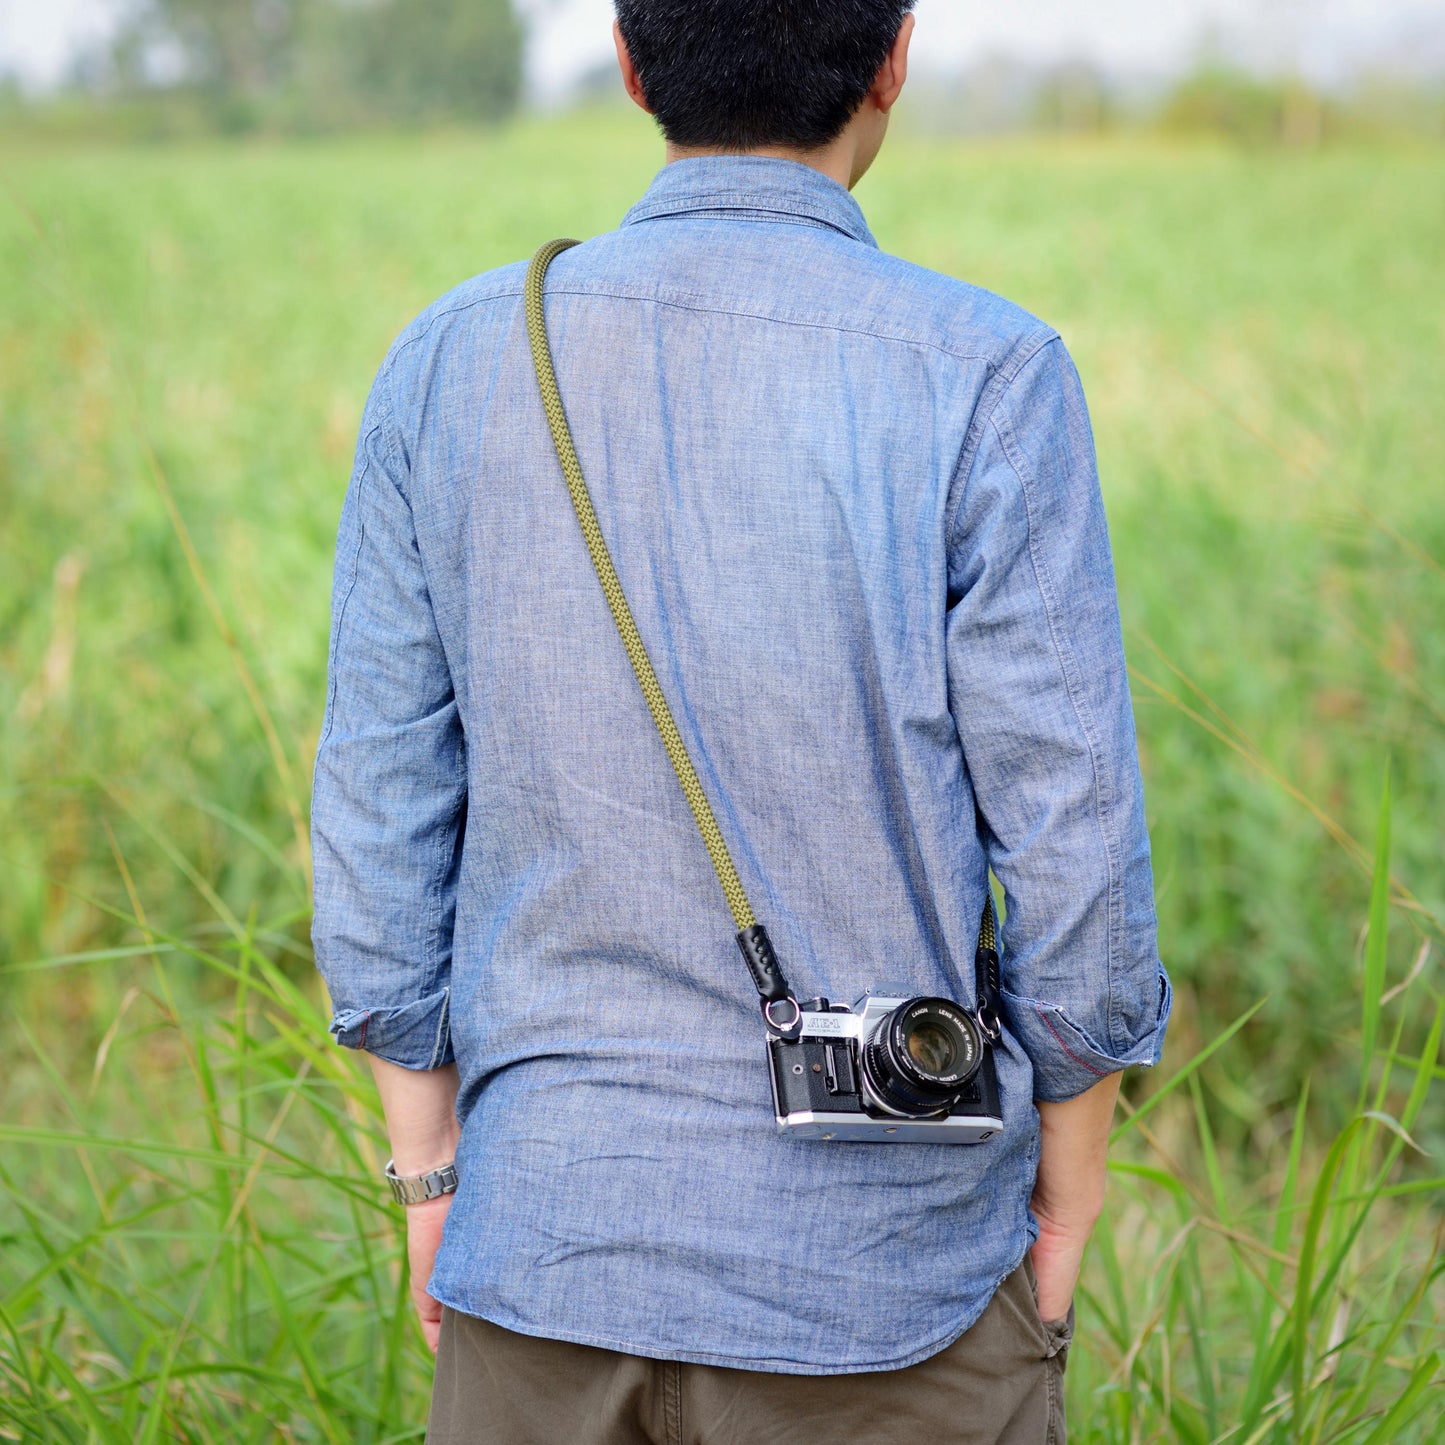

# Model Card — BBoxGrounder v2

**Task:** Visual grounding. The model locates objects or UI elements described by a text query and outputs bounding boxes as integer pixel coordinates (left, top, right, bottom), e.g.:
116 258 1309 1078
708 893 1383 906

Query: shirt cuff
328 986 454 1070
1000 970 1173 1103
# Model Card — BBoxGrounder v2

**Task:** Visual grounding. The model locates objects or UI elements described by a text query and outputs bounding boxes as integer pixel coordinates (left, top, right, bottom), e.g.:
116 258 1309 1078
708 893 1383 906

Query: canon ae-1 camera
767 987 1002 1143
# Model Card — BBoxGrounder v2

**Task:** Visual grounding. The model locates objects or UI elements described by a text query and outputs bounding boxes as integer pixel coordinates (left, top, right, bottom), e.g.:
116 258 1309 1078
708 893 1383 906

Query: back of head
614 0 917 151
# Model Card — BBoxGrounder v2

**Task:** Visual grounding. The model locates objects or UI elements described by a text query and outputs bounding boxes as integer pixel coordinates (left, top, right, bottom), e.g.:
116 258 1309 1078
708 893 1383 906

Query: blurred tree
1161 65 1333 147
121 0 305 97
1028 62 1114 134
342 0 523 125
109 0 522 132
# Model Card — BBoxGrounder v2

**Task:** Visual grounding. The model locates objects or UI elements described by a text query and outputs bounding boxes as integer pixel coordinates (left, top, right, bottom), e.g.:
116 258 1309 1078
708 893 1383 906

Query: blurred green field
1 112 1442 1440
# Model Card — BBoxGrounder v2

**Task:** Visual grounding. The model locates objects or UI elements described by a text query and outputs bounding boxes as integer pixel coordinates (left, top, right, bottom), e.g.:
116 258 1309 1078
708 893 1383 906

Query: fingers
1032 1261 1077 1321
402 1194 452 1352
1030 1222 1086 1324
413 1285 445 1353
1034 1272 1077 1325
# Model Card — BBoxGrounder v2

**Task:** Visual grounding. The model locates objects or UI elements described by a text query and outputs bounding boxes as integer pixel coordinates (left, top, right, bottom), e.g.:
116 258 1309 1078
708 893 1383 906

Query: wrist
405 1191 454 1217
365 1055 461 1176
1031 1165 1105 1228
389 1131 459 1178
1031 1168 1105 1231
385 1156 459 1205
1031 1194 1102 1238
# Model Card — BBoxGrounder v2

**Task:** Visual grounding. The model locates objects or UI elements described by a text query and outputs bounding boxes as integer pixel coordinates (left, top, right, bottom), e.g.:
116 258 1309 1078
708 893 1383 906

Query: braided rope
980 893 997 954
524 238 995 973
525 239 757 933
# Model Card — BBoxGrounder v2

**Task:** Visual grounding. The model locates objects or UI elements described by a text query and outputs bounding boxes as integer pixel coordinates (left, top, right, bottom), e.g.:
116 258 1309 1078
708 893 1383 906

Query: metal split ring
763 995 802 1035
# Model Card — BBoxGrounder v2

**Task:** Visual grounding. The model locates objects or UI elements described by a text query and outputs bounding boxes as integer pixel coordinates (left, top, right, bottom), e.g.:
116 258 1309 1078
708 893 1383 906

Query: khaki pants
425 1258 1072 1444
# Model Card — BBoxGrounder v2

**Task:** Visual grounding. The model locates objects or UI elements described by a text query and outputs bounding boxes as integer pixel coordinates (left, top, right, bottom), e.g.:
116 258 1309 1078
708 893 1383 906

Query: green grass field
1 111 1442 1440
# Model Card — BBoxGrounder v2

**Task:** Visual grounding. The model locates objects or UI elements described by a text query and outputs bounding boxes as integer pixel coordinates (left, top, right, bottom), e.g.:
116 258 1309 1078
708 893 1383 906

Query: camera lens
906 1021 957 1075
860 998 982 1119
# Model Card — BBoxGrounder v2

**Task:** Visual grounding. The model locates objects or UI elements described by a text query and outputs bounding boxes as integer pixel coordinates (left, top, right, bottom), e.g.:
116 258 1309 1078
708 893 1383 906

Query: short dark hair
614 1 915 151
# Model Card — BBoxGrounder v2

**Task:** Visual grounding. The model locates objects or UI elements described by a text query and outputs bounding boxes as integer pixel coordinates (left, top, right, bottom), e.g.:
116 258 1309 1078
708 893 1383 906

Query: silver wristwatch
384 1158 459 1206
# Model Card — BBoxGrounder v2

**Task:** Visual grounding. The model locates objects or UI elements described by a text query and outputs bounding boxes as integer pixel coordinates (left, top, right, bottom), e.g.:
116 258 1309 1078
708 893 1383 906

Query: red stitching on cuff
1036 1006 1107 1077
358 1011 370 1049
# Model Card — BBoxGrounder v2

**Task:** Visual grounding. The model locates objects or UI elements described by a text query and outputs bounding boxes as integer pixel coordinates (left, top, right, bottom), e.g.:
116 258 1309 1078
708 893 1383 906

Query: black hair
613 1 915 151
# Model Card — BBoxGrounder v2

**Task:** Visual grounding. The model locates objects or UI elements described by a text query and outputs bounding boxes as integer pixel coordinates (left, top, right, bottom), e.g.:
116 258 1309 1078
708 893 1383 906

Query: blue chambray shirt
311 156 1171 1374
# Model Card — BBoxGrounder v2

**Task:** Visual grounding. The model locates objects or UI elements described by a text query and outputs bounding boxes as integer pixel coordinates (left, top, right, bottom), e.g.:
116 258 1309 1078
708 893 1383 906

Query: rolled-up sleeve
309 362 465 1071
946 336 1171 1101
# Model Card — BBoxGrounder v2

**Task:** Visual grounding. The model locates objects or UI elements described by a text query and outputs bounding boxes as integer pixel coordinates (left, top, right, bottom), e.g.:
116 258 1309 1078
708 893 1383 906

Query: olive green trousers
425 1258 1072 1445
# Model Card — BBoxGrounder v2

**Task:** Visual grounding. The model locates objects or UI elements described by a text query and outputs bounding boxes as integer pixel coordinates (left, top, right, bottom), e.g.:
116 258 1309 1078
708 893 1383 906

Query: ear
871 11 913 115
613 20 653 114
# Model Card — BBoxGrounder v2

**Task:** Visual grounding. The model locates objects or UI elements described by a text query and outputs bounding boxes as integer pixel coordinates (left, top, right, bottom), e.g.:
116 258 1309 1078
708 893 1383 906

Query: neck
663 132 864 191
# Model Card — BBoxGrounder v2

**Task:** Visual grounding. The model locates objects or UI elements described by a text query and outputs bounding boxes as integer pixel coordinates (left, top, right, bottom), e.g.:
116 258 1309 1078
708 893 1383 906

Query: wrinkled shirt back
311 156 1171 1373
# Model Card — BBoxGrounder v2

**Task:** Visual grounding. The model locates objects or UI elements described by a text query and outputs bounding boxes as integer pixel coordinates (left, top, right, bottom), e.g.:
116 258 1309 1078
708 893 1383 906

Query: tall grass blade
1359 764 1392 1099
1110 997 1267 1144
1356 1350 1441 1445
1290 1120 1362 1426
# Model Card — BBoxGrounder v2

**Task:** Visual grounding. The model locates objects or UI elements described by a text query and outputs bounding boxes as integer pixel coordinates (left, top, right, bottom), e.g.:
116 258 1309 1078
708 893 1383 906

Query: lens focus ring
860 998 983 1119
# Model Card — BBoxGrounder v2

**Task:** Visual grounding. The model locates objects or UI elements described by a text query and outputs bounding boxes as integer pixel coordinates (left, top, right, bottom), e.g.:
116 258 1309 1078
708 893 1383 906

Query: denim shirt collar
621 155 878 249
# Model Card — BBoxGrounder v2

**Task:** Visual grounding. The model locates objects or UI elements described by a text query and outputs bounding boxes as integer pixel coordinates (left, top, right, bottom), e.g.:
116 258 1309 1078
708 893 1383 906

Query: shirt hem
428 1236 1036 1377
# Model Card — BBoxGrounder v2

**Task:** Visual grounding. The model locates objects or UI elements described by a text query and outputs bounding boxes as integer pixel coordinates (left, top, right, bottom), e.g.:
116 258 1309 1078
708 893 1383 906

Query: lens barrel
860 997 984 1118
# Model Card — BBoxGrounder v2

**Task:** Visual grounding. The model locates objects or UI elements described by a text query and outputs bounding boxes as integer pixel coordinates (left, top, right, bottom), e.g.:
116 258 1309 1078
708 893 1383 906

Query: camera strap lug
974 998 1002 1045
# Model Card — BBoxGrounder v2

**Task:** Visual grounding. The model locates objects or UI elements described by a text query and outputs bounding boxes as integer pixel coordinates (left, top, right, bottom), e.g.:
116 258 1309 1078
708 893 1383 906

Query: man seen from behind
310 4 1173 1440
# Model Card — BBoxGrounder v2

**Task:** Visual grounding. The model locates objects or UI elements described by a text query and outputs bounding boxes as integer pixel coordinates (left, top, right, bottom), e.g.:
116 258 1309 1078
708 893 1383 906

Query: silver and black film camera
737 921 1004 1145
767 989 1002 1142
527 239 1007 1149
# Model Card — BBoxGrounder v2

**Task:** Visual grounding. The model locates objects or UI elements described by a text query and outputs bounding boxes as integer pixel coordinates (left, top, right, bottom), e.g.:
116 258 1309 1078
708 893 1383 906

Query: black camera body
767 987 1002 1143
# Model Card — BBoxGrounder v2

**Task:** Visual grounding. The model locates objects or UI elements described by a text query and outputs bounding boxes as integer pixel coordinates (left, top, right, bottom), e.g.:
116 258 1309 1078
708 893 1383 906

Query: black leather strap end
974 944 1003 1042
736 924 790 1003
976 945 1001 1003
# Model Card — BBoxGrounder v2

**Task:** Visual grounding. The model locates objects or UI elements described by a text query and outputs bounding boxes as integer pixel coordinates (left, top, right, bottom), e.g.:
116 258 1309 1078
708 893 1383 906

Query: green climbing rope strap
523 238 998 1010
525 237 757 934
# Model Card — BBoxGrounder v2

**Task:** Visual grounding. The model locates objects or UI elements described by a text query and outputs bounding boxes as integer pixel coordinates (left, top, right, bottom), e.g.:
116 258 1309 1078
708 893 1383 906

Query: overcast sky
3 0 1442 95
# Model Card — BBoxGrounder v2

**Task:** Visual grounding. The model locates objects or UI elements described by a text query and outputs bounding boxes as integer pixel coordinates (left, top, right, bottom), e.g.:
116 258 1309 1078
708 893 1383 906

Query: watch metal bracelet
385 1158 459 1206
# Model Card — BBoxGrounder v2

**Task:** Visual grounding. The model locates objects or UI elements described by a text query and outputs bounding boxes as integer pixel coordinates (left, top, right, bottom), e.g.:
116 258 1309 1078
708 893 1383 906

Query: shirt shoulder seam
383 280 1035 372
537 282 1013 365
941 329 1061 549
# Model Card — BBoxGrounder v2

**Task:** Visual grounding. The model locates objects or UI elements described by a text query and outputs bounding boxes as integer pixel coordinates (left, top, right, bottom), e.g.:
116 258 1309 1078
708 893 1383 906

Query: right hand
363 1055 462 1352
405 1193 454 1352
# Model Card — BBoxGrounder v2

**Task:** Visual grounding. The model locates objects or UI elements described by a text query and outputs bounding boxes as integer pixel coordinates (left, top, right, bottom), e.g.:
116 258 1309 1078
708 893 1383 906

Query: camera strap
525 238 1002 1046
